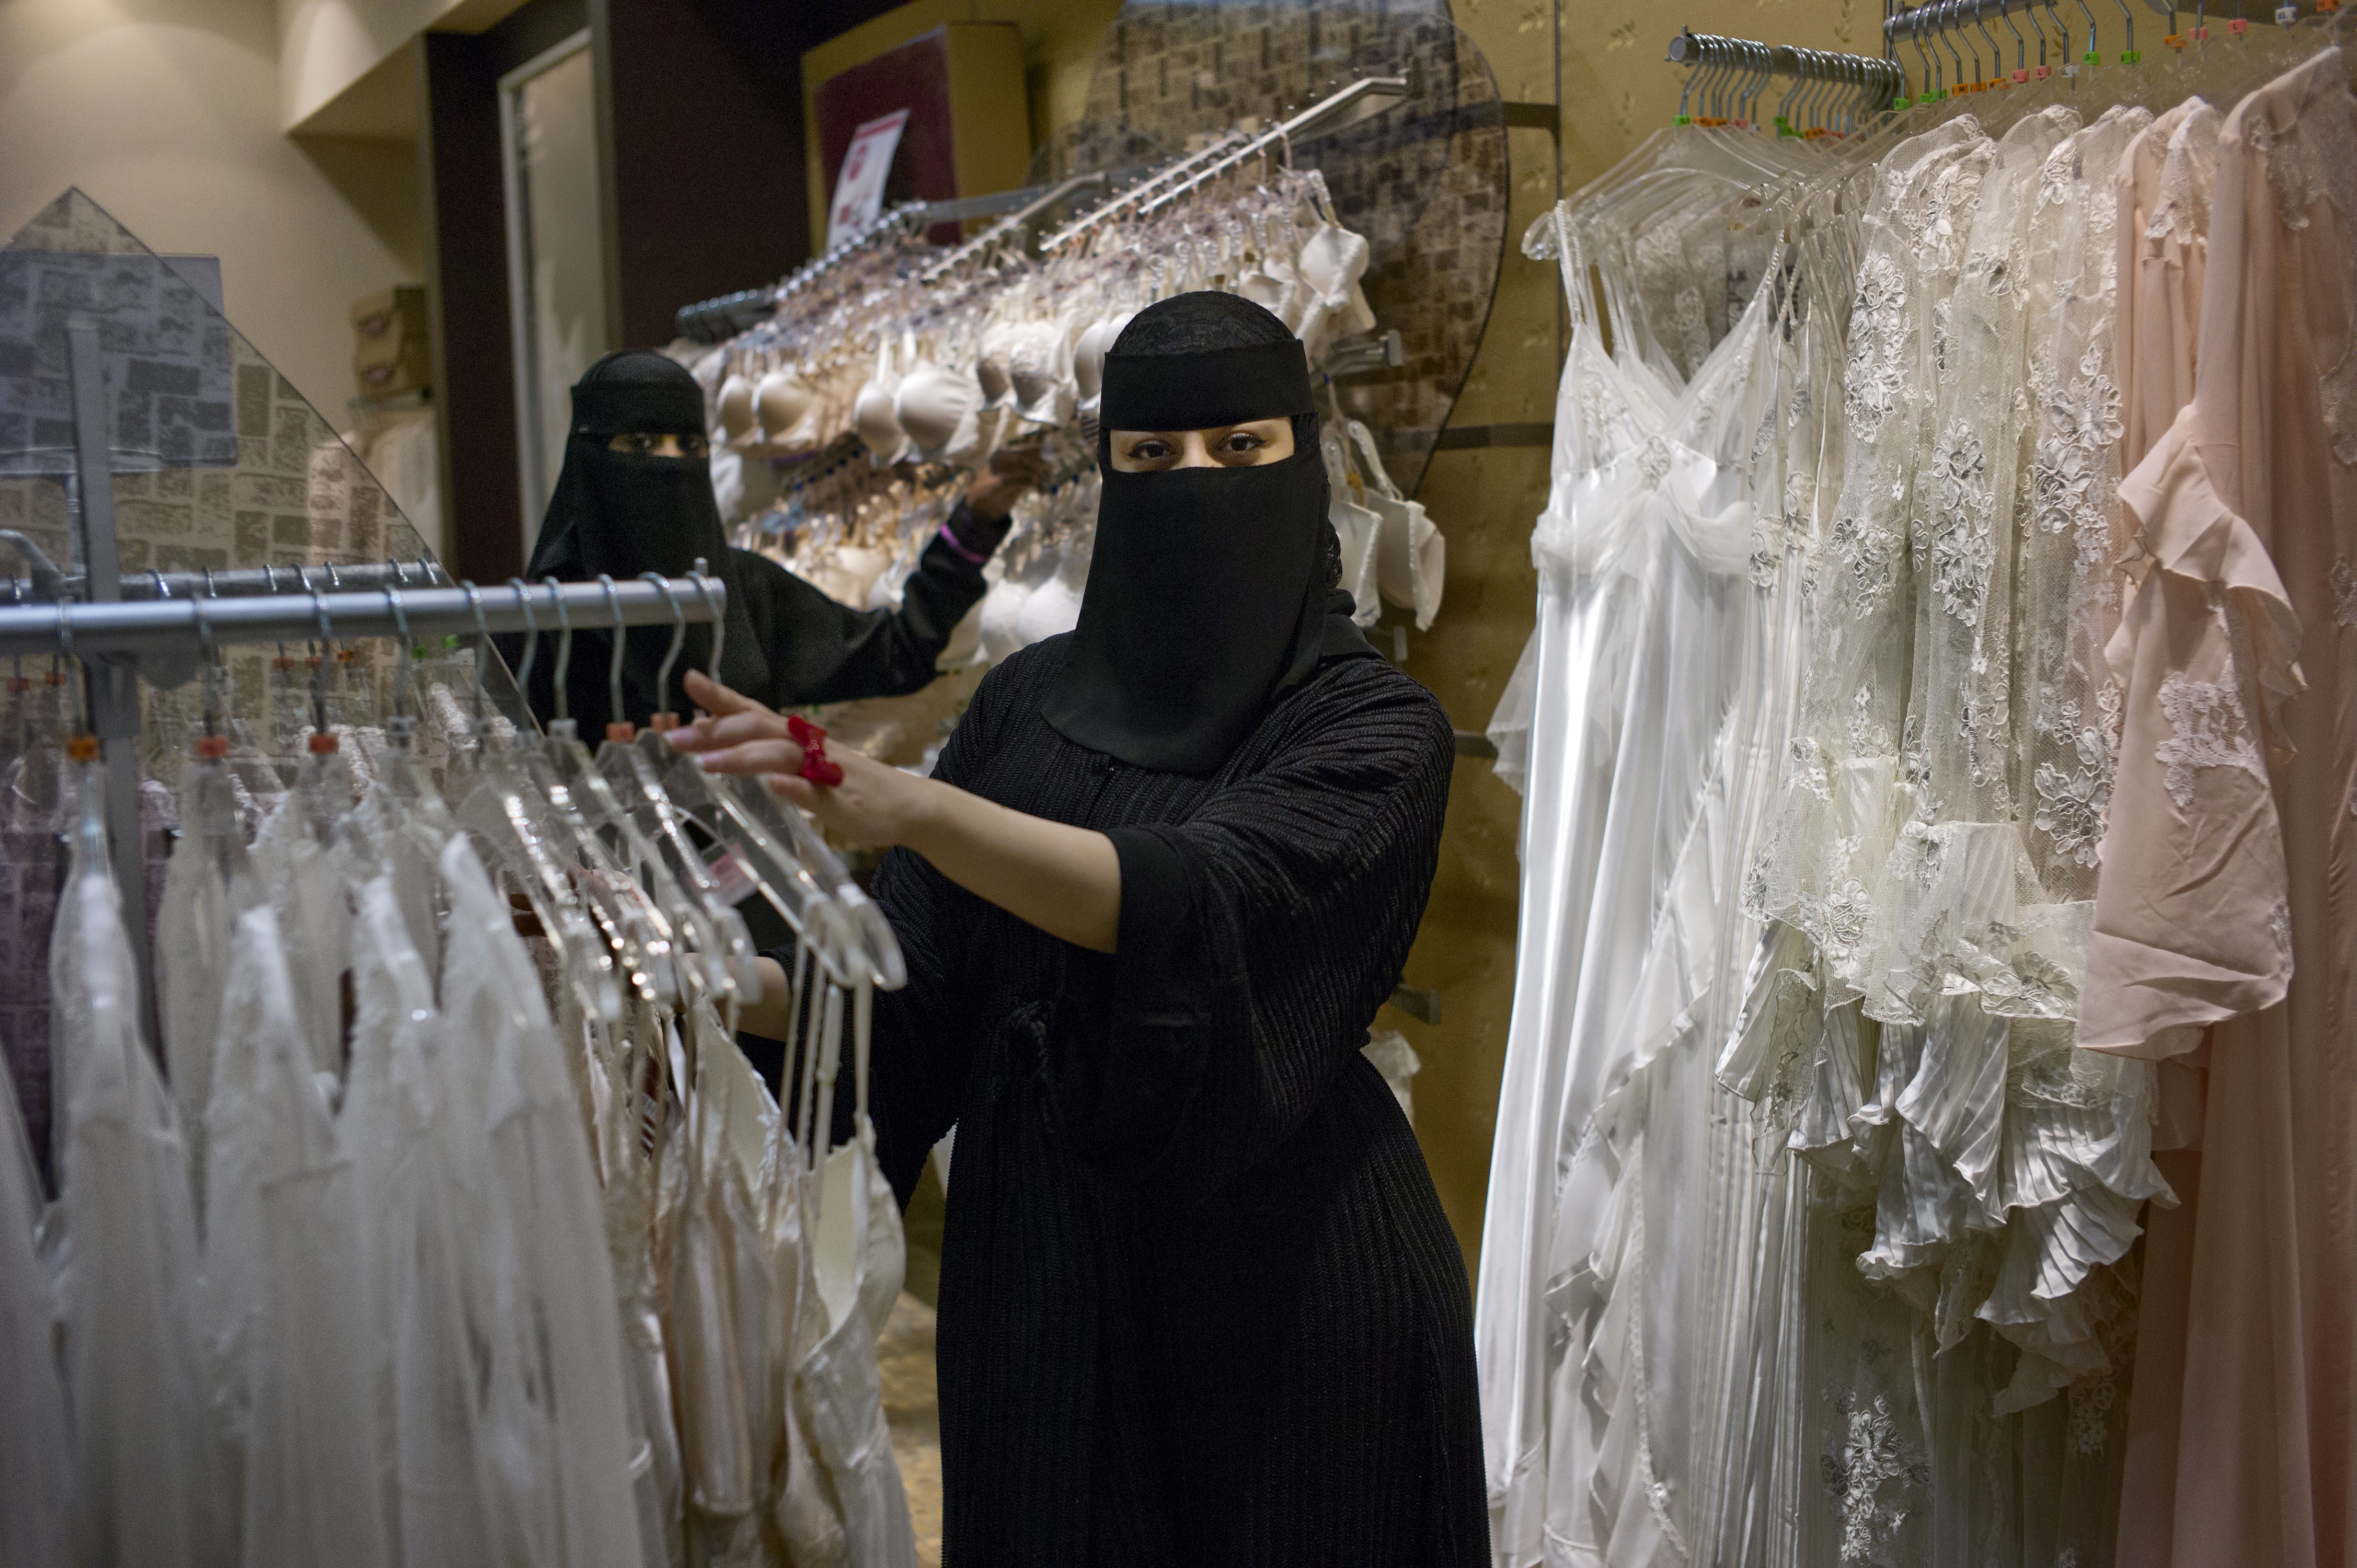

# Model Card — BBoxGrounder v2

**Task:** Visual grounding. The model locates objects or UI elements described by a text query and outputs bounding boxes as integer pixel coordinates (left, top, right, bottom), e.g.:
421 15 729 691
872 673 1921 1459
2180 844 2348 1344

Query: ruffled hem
1721 925 2168 1403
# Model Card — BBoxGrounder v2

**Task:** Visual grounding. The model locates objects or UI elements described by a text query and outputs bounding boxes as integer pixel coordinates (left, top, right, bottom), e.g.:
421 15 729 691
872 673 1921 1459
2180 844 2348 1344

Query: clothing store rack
1665 28 1906 124
676 68 1415 342
674 200 934 342
1040 70 1413 253
0 572 723 665
1877 0 2250 96
3 554 449 606
916 172 1110 285
1 571 723 1019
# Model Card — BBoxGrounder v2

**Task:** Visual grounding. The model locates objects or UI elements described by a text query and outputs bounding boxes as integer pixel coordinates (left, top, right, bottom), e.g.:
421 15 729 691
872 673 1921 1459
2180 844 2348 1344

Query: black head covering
520 350 769 730
1041 292 1373 776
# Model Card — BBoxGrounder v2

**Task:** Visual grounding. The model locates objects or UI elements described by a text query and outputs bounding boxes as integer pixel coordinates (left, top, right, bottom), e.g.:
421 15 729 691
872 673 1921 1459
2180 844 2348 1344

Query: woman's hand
672 670 934 848
672 668 1123 953
963 445 1050 521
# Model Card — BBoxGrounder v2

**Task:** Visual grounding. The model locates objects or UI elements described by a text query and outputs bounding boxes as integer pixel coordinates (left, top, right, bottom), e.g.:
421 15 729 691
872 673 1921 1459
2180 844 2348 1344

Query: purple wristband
938 521 991 567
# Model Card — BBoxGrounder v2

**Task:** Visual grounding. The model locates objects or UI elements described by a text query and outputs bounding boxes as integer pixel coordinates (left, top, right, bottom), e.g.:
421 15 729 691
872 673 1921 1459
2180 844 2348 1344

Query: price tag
705 843 760 907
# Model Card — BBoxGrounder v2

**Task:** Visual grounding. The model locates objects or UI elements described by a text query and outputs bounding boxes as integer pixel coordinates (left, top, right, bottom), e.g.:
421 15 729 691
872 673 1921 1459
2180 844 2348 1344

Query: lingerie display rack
673 69 1415 342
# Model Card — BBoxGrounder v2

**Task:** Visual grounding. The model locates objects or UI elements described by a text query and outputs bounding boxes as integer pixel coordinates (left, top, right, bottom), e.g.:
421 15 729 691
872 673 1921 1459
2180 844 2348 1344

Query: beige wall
275 0 523 131
801 0 1125 239
0 0 430 431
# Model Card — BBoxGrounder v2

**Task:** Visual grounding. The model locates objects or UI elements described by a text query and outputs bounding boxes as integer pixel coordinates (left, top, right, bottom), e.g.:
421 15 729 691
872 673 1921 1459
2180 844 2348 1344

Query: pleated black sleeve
1048 668 1452 1198
734 511 1002 707
520 506 1004 729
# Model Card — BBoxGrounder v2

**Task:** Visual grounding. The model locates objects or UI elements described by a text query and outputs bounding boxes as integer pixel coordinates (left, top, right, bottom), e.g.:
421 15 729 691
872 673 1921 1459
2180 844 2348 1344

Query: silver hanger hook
191 589 220 737
688 556 721 693
385 583 413 722
310 585 334 735
461 581 489 724
1997 0 2028 73
642 571 686 721
543 575 572 724
598 573 627 731
507 577 538 696
687 558 725 711
56 601 91 736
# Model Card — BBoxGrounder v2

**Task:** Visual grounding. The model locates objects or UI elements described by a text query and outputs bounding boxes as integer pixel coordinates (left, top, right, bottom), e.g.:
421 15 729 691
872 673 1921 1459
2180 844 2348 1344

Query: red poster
811 26 960 245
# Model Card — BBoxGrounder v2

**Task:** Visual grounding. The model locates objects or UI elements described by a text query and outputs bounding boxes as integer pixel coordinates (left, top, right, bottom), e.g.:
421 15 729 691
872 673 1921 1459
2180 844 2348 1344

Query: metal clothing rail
1879 0 2191 95
916 172 1113 285
4 556 449 606
1040 71 1414 253
674 200 933 342
1666 29 1906 124
0 573 723 662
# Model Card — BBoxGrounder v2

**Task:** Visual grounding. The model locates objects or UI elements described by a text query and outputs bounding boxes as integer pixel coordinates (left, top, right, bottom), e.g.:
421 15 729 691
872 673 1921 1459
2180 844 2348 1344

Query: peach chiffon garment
2094 49 2357 1568
2115 98 2223 475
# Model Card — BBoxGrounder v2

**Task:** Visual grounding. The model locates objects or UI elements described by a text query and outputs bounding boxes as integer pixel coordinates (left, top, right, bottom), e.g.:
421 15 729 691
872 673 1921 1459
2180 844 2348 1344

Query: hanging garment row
0 571 924 1568
684 81 1445 684
1477 13 2354 1568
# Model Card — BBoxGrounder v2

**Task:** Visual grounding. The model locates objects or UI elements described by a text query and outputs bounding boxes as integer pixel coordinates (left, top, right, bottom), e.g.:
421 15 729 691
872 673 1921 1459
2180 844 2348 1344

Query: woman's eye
1222 433 1266 453
1129 441 1170 462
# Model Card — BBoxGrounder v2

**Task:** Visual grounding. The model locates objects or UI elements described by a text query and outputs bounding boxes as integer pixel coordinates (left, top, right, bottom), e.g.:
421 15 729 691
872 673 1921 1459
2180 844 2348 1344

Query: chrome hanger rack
1666 28 1907 127
674 199 934 343
0 570 719 665
1879 0 2180 98
1039 70 1414 255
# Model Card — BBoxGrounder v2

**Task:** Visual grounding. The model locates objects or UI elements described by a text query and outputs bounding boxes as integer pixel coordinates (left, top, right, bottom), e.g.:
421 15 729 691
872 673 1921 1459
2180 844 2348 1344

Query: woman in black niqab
518 349 1029 732
671 295 1487 1565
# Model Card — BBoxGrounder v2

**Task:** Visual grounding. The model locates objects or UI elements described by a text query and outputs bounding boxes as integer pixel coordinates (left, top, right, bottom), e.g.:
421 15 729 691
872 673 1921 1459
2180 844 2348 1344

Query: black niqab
1041 293 1374 776
522 350 771 727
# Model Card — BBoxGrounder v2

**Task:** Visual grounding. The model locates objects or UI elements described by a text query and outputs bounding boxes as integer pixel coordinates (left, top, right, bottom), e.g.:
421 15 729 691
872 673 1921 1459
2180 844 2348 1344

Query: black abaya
780 633 1487 1566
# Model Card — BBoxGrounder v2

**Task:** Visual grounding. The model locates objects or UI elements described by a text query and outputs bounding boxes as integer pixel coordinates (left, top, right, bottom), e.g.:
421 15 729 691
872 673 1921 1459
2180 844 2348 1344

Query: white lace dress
1724 103 2165 1565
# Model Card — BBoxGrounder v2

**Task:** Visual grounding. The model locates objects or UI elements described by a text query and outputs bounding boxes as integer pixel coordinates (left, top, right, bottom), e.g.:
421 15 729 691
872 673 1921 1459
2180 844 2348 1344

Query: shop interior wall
0 0 429 435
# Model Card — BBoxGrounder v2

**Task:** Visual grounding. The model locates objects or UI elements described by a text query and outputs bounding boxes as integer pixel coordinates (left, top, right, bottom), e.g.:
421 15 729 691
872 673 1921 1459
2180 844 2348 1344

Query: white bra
1006 318 1074 427
716 373 759 447
754 369 813 444
1014 541 1087 646
976 320 1019 409
1072 308 1134 410
894 358 984 464
852 336 911 463
978 545 1060 664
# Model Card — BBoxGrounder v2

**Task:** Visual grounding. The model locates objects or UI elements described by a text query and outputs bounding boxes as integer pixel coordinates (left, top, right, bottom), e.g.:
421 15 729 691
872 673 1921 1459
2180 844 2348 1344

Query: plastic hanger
528 575 752 1005
591 574 799 989
443 581 622 1023
289 586 355 848
487 579 684 1009
625 571 898 990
